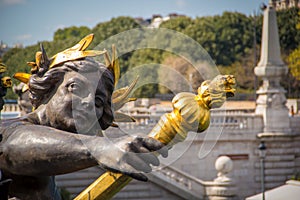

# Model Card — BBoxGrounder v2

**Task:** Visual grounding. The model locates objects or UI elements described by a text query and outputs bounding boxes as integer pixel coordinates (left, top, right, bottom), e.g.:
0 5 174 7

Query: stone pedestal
204 156 237 200
205 182 237 200
255 92 290 133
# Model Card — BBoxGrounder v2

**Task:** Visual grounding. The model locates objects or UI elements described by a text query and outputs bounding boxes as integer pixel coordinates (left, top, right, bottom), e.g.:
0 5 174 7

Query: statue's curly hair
28 58 114 130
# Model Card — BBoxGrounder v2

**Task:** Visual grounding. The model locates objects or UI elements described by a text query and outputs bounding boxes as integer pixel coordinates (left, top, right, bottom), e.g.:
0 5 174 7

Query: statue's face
45 70 107 134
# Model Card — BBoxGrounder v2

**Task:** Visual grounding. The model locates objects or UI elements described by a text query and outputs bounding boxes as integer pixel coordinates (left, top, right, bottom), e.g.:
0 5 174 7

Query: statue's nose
81 93 94 110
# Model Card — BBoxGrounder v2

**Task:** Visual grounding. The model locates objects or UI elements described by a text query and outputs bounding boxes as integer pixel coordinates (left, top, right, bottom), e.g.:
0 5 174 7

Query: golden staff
75 75 236 200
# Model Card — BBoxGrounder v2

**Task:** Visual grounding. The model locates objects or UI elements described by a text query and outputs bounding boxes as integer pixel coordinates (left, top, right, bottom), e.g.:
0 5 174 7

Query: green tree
285 13 300 98
91 16 141 46
161 55 205 93
281 8 300 98
277 7 300 54
160 16 193 33
53 26 91 41
184 16 217 62
218 46 258 100
185 12 253 66
127 49 164 97
288 46 300 80
91 16 141 74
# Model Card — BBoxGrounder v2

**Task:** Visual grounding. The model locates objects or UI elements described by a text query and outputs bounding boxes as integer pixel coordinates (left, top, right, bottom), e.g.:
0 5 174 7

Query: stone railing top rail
149 164 205 199
157 164 205 189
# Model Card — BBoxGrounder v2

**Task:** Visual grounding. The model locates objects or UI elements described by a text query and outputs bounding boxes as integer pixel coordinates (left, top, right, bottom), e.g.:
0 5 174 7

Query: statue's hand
96 136 168 181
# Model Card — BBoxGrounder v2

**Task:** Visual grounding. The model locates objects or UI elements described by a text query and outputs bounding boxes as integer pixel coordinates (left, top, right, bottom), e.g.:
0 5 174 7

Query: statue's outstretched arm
0 124 167 180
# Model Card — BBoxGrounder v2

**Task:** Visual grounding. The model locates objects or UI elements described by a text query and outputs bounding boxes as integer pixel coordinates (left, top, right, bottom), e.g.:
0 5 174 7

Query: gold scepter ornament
75 75 236 200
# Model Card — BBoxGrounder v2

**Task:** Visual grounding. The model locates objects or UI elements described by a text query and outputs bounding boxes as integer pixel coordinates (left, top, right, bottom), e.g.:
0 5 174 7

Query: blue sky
0 0 267 47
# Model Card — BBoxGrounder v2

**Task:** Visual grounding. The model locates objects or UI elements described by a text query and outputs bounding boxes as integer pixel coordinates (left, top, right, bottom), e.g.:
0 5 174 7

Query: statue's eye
67 82 80 93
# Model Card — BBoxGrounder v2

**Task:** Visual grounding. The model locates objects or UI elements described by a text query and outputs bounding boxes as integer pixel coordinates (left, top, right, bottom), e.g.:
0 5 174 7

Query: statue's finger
124 153 152 173
137 151 160 166
131 137 168 158
128 138 149 153
142 138 168 158
142 137 164 150
156 145 168 158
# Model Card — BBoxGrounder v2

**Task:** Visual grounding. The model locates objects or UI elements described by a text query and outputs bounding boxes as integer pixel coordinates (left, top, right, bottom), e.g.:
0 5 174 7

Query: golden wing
104 44 120 87
112 77 138 111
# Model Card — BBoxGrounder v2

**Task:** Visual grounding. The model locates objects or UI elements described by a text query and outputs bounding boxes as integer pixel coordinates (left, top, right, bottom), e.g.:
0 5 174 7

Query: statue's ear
104 45 120 87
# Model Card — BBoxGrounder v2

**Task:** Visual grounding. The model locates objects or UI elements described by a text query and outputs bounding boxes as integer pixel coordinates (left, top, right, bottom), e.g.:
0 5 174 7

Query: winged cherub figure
0 34 167 199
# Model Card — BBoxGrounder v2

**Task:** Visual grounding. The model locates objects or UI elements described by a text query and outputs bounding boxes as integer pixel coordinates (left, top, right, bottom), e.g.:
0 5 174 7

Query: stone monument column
253 0 299 192
254 0 290 134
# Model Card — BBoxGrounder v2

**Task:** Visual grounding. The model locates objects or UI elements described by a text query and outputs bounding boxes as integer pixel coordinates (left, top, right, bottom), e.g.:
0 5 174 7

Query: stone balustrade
1 103 20 112
155 164 205 191
115 108 264 136
150 156 237 200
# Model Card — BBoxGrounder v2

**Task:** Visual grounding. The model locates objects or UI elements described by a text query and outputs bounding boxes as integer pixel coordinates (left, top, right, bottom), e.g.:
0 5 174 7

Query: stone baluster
204 156 237 200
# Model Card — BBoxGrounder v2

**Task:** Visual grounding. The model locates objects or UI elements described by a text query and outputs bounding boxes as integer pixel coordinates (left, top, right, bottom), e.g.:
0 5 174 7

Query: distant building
0 41 10 58
13 43 23 49
271 0 300 10
135 13 186 28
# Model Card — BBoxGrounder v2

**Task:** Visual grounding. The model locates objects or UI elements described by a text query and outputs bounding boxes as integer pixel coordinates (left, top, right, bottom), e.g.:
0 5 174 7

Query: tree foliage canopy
54 26 91 41
2 8 300 99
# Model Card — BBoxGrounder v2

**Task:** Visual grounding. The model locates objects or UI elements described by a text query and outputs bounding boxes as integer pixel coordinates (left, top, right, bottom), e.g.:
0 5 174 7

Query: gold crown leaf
13 72 31 84
49 34 106 69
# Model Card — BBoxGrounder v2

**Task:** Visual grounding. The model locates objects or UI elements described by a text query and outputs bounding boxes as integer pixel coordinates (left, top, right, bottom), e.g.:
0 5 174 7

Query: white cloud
16 34 32 41
1 0 26 5
176 0 186 8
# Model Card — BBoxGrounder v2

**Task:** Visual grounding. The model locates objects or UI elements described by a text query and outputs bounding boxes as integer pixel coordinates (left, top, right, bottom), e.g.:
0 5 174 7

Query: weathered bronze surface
0 35 167 199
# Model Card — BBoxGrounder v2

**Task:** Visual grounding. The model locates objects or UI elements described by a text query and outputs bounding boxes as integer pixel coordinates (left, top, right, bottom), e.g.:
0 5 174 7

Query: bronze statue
0 34 236 200
0 35 167 199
